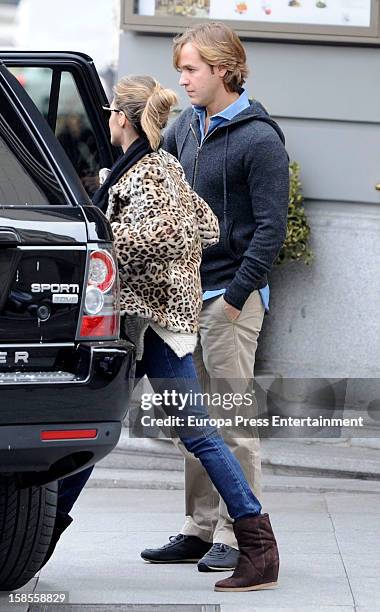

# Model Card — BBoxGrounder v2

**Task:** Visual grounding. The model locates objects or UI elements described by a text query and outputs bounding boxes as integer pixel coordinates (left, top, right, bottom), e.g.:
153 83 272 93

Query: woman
51 75 279 593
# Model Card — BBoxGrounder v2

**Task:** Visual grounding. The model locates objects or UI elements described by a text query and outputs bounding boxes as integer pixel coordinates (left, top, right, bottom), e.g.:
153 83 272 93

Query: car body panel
0 51 134 484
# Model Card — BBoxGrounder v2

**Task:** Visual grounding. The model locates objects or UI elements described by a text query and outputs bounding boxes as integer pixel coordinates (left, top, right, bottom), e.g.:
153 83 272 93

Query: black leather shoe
141 534 211 563
197 543 240 572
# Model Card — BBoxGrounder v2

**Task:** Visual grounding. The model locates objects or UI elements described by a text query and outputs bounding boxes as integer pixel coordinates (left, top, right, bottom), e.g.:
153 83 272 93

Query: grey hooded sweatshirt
163 100 289 311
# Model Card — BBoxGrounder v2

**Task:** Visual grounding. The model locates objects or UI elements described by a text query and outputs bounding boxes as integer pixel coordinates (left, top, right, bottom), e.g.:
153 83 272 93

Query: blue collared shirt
193 88 251 144
194 89 270 311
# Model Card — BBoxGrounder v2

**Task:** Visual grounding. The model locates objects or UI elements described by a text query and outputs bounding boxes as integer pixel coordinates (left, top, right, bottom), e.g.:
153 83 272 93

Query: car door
0 51 121 198
0 62 97 348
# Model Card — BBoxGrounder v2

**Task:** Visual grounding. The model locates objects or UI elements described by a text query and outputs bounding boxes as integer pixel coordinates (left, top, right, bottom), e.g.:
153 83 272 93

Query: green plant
276 161 313 265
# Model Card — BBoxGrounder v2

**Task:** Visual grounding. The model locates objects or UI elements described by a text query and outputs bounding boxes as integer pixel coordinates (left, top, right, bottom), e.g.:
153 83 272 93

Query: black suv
0 52 135 590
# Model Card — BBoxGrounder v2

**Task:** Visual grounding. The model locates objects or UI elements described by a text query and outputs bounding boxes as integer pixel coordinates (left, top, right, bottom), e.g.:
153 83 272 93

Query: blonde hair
173 23 248 93
113 75 178 150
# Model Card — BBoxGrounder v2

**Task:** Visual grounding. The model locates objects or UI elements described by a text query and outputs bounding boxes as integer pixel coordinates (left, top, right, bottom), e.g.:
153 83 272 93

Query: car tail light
80 314 118 337
88 249 116 293
77 245 120 340
41 429 98 441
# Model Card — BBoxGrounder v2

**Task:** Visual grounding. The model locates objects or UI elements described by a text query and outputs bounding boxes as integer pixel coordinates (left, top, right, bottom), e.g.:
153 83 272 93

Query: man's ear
217 65 228 79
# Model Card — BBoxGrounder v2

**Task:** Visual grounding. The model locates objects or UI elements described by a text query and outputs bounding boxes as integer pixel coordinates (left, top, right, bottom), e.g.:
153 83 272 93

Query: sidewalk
2 485 379 611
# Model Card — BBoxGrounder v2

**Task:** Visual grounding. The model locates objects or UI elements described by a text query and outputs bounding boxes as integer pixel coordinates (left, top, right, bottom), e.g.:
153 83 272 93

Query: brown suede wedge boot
214 513 279 592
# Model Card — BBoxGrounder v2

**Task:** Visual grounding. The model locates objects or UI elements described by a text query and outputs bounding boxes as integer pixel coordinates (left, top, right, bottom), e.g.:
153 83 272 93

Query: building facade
118 4 380 416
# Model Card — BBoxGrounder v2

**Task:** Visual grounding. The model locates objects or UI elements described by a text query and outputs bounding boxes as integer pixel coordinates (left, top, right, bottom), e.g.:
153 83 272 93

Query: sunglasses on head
102 105 123 114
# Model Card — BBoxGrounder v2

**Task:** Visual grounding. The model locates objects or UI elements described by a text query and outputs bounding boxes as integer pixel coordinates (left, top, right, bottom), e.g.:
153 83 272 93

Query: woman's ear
118 112 127 128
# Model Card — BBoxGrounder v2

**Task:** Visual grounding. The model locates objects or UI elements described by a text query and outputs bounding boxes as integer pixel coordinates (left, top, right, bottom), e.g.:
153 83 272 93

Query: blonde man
141 23 289 578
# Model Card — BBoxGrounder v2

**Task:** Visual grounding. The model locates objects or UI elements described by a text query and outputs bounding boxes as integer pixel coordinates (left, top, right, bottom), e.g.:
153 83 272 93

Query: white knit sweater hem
150 322 197 358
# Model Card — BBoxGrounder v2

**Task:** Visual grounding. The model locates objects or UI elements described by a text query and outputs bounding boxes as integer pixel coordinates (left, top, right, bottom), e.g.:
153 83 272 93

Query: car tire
0 475 57 591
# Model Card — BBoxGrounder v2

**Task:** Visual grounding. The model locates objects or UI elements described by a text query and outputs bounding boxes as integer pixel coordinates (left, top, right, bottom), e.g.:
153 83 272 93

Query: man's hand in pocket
223 298 241 321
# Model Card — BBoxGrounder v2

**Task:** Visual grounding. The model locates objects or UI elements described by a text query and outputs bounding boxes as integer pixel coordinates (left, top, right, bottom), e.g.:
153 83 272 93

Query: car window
0 92 66 206
4 59 116 200
56 71 100 196
7 67 102 197
8 66 52 120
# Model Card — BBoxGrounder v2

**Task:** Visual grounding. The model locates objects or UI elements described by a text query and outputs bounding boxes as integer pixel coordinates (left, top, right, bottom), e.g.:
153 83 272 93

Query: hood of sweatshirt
188 98 286 145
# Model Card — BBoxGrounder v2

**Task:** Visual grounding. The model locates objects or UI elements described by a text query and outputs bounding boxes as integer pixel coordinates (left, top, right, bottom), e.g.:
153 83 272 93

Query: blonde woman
49 75 279 593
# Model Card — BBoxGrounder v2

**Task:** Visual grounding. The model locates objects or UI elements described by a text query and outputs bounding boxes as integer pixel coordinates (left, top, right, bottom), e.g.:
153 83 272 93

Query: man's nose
179 73 188 86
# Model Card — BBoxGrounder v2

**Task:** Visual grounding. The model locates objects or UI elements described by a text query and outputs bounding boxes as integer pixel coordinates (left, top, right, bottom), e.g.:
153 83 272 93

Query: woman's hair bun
114 75 178 150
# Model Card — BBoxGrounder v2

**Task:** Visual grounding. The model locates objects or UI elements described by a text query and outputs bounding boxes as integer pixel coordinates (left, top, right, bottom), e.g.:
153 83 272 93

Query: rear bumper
0 340 135 424
0 339 136 483
0 421 120 484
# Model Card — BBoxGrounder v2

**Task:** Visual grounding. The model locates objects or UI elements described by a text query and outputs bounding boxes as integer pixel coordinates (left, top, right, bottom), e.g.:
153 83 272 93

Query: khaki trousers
177 291 265 549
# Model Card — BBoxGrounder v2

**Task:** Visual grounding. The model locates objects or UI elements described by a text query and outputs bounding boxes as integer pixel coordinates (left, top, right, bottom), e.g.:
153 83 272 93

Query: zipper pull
190 123 201 148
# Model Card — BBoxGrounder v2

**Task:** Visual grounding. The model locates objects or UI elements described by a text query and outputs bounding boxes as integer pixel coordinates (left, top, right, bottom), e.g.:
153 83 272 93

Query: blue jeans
134 327 262 520
57 327 262 521
56 466 93 519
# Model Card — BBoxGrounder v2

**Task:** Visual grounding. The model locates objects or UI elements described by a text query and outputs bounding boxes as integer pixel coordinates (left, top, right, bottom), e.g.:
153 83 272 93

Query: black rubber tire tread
0 476 57 591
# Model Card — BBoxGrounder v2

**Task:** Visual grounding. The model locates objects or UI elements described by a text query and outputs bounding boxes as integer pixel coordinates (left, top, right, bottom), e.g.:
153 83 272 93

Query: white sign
209 0 371 27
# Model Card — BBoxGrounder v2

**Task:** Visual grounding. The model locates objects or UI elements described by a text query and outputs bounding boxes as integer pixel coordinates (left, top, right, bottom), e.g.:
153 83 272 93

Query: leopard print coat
106 148 219 333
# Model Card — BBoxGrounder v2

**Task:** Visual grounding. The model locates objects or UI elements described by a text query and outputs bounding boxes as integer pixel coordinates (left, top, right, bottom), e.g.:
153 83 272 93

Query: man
141 22 289 572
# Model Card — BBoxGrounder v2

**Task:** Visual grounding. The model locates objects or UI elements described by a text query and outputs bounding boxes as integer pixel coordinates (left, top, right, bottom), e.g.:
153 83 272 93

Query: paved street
1 486 380 611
